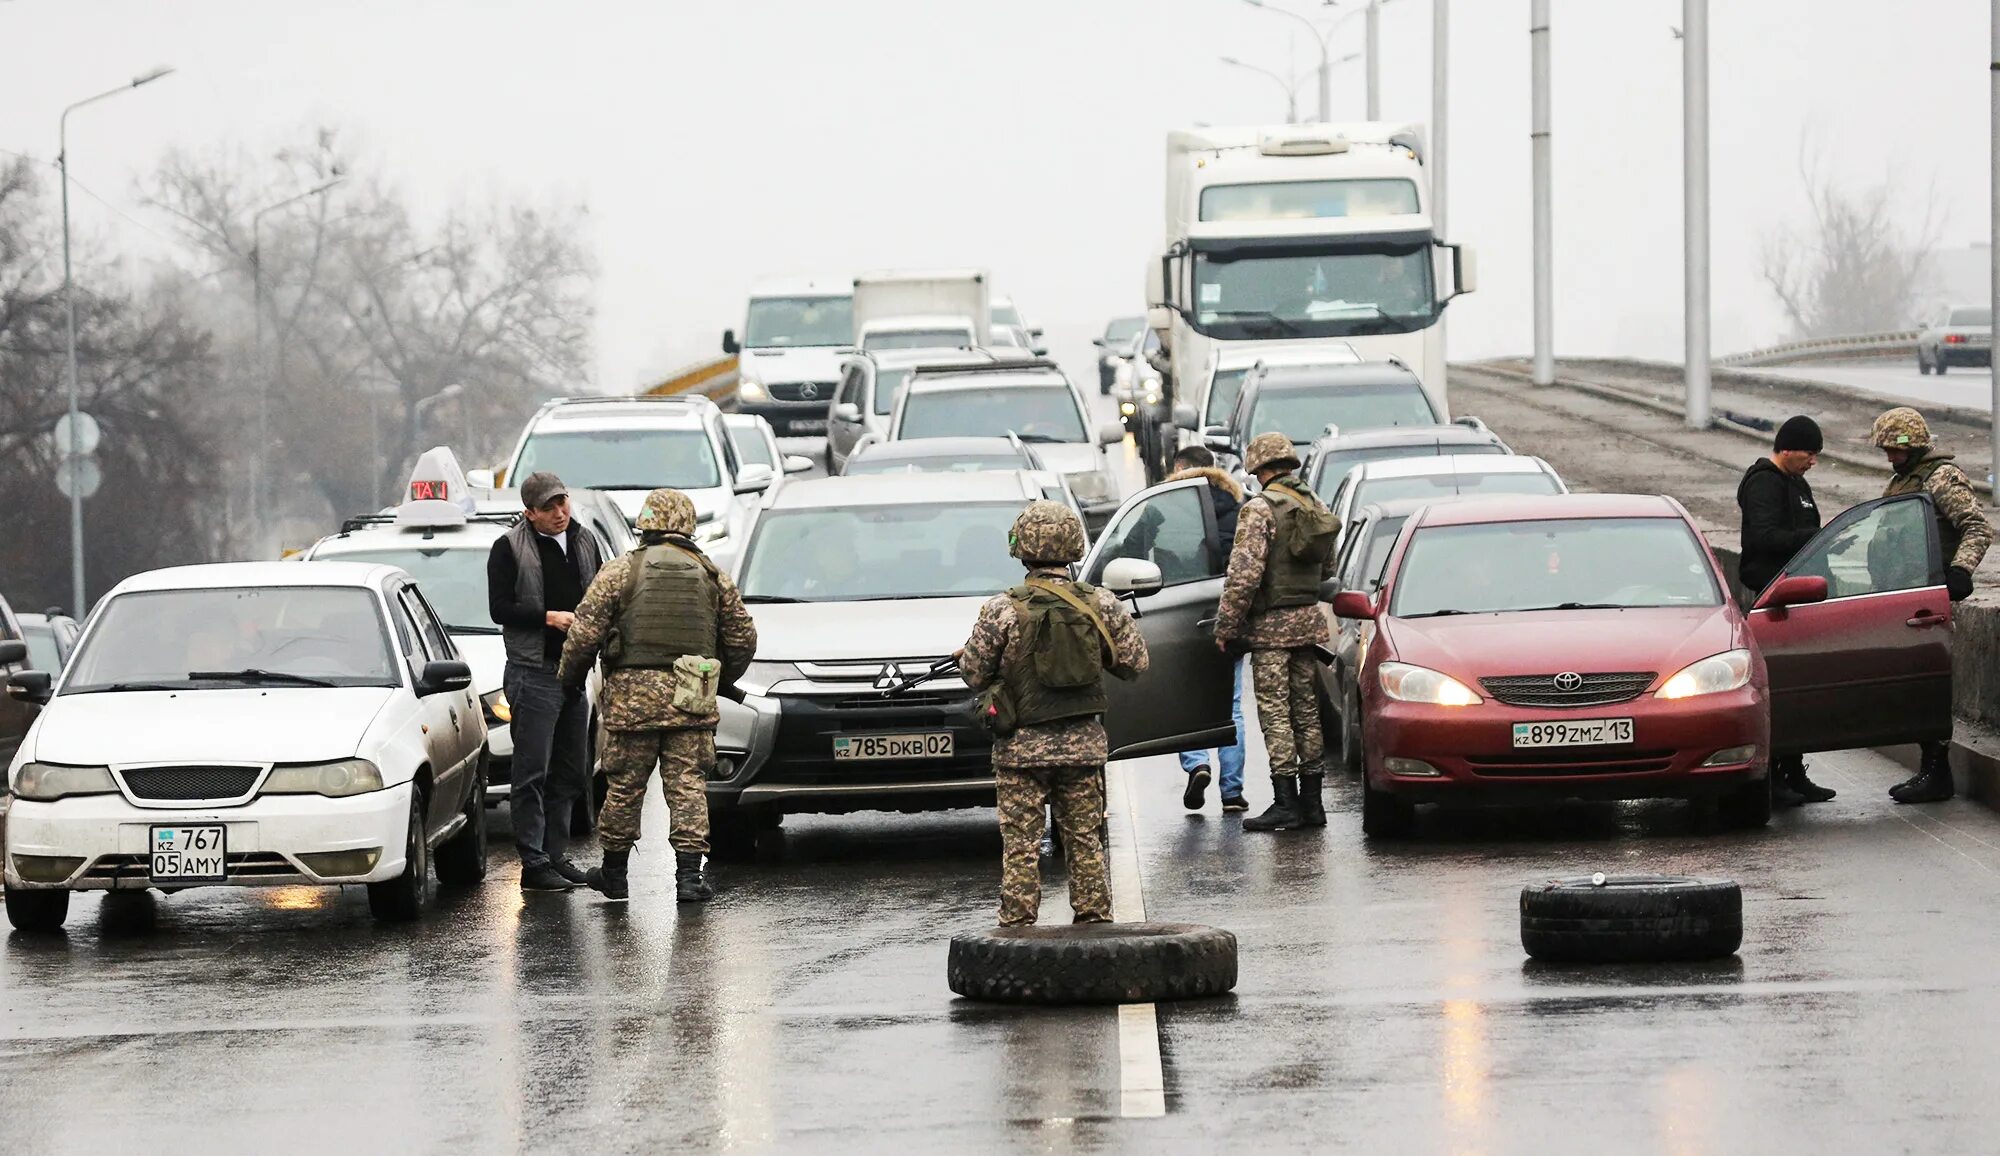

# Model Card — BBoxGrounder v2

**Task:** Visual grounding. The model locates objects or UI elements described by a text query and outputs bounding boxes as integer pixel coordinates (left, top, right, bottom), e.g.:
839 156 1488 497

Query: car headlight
738 374 769 403
261 758 386 798
1066 470 1115 503
1143 388 1162 406
1120 401 1137 416
1656 649 1751 699
736 661 801 697
1378 661 1482 706
12 762 118 801
480 688 511 723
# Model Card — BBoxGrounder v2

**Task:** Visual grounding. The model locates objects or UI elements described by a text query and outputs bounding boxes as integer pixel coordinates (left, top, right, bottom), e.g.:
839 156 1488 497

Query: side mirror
734 464 776 494
1098 421 1127 446
1756 574 1829 611
1203 427 1234 455
1173 404 1199 431
7 669 51 705
415 660 472 696
833 402 861 423
782 454 815 475
1031 343 1049 357
1101 557 1164 597
721 328 740 355
1091 337 1108 349
1447 244 1478 298
0 640 25 666
1331 591 1376 620
465 468 496 490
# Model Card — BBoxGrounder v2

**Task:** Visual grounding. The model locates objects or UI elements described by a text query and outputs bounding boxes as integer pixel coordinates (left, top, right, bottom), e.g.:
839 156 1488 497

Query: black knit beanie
1773 415 1823 454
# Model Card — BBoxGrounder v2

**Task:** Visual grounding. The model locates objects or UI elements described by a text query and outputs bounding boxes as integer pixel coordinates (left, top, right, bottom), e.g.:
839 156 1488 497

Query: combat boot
1298 773 1328 828
675 851 714 903
1242 775 1306 832
1892 744 1956 804
1783 756 1836 804
585 848 630 901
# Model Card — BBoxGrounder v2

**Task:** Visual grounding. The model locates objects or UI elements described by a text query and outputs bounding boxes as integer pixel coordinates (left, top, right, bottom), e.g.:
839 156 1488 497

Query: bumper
4 782 417 890
738 400 830 436
1938 346 1992 367
1366 688 1767 804
712 690 998 815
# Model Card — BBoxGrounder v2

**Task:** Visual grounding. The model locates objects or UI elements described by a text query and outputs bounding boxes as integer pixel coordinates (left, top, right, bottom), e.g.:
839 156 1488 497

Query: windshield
899 385 1087 442
21 622 62 672
846 454 1026 476
315 547 496 633
740 503 1026 601
1358 469 1561 506
863 328 971 351
1249 383 1438 442
1950 307 1991 326
729 426 775 468
1312 442 1506 495
1357 515 1410 589
1104 317 1145 345
1192 243 1438 340
873 368 913 415
1200 178 1420 222
513 428 720 490
745 296 853 348
1391 517 1720 617
993 302 1022 327
63 586 399 692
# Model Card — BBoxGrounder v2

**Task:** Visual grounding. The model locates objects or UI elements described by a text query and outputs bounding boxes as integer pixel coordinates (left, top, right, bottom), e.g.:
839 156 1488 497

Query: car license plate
1512 718 1634 748
832 732 953 761
150 824 227 882
788 419 827 433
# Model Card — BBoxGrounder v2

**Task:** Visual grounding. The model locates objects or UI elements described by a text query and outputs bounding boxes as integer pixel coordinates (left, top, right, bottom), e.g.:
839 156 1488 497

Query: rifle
878 655 961 699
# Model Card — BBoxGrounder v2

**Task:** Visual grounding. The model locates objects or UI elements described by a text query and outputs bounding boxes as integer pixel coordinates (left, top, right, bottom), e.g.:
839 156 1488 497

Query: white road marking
1106 760 1166 1118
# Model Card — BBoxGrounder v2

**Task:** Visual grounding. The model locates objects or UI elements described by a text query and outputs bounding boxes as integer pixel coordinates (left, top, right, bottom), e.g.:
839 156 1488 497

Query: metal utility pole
1684 0 1711 428
1530 1 1553 386
1990 0 1999 490
250 175 343 539
1220 55 1301 122
58 65 175 615
1433 0 1448 357
1243 0 1333 121
1366 0 1383 119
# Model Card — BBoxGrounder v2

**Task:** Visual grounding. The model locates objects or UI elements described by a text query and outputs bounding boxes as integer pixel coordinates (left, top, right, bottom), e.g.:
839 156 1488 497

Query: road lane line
1106 760 1166 1118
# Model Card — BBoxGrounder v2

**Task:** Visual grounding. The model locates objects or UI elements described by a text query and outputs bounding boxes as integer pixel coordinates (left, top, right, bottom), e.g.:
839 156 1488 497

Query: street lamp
415 382 476 462
1241 0 1332 121
1220 56 1303 122
58 64 175 615
1242 0 1388 121
249 175 344 536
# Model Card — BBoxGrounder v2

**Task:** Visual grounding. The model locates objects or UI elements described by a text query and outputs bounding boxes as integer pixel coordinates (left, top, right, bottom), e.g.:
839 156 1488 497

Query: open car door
1082 478 1237 760
1749 493 1953 753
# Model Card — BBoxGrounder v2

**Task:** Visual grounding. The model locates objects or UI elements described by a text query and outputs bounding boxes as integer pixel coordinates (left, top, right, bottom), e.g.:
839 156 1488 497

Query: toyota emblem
1552 672 1584 692
798 382 820 400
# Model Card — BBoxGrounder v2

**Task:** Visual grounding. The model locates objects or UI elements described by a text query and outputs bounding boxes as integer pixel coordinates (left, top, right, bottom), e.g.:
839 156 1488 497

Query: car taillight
1946 334 1968 344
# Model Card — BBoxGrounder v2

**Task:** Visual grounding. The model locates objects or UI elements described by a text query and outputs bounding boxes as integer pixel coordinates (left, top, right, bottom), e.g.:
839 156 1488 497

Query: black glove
1947 566 1974 601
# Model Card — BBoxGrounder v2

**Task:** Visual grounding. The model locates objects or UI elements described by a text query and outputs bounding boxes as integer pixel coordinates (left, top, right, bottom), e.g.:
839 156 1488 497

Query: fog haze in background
1 0 1987 387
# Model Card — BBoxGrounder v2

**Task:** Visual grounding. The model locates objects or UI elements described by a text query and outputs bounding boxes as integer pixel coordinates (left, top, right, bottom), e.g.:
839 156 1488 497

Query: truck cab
722 279 854 438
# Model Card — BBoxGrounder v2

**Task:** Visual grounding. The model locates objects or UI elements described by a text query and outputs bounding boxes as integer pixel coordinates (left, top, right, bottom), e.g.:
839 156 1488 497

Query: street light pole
1684 0 1711 429
1990 0 2000 493
1433 0 1448 358
249 175 343 542
1366 0 1383 119
58 65 174 615
1243 0 1333 121
1220 56 1302 123
1530 1 1553 386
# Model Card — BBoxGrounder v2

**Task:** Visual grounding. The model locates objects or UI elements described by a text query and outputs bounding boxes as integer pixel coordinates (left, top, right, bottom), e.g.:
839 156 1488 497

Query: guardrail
647 354 739 406
1717 331 1917 368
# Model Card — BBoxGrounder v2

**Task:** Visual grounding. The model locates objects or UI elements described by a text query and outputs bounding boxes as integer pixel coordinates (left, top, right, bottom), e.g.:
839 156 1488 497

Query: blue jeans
1178 659 1246 798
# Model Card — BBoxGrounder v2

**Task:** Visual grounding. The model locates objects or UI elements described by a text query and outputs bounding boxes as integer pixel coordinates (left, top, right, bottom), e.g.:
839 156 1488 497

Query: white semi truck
1148 122 1474 446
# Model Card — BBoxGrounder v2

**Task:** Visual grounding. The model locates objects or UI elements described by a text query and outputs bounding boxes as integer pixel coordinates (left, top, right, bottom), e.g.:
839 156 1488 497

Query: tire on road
1520 875 1741 963
3 883 69 932
434 761 488 886
1717 769 1772 830
1360 776 1414 838
948 921 1237 1005
368 786 429 923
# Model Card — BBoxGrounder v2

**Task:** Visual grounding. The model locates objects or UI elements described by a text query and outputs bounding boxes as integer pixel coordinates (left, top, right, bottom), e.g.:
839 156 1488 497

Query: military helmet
1244 432 1301 474
1009 499 1086 563
635 488 697 535
1869 406 1933 450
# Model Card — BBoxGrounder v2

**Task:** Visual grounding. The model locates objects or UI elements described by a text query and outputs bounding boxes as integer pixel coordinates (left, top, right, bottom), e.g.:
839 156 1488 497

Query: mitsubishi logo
1552 672 1584 692
798 382 820 400
874 664 901 690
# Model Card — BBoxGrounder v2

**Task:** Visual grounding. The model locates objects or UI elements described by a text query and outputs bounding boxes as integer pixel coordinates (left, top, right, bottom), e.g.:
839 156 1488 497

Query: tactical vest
607 543 720 670
1002 579 1112 728
1253 477 1337 613
1885 452 1962 566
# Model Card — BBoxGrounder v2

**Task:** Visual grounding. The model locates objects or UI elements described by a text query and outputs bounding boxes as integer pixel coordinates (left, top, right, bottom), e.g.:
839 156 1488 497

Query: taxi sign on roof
396 447 477 527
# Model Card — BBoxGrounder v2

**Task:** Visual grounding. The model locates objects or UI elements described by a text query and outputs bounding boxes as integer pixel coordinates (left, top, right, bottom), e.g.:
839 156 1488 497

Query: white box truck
1149 123 1474 439
851 269 990 353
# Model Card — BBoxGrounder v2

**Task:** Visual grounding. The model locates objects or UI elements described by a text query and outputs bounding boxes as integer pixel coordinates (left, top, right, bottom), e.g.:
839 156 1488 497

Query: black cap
1774 415 1823 454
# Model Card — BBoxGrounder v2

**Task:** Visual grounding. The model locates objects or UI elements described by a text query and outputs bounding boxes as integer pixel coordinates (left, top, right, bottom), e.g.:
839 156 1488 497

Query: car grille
1466 749 1676 776
80 852 294 880
767 381 836 403
1478 672 1656 708
118 765 263 801
766 658 991 788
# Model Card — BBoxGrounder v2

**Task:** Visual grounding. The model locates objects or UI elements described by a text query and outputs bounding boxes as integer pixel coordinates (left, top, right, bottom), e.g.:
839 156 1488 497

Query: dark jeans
505 661 590 869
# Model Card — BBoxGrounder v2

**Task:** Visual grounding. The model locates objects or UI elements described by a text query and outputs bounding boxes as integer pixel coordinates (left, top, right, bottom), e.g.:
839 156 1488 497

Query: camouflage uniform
559 489 757 856
959 501 1148 926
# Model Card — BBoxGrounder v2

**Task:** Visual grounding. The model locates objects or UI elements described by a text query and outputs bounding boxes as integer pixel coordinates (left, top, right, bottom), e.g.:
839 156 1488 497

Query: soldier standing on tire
1216 433 1341 833
1868 407 1992 804
558 489 757 902
958 501 1148 927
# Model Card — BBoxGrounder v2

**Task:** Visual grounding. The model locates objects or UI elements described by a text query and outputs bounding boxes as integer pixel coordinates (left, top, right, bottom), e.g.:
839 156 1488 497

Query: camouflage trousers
597 728 712 855
1251 647 1324 778
995 764 1112 927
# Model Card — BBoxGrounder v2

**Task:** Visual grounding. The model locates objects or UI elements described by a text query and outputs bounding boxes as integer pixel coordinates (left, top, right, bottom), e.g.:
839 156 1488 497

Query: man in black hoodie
1736 415 1836 805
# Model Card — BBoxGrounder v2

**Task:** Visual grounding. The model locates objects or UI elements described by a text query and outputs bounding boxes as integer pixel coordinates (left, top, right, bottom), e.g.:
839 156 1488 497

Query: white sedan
2 561 489 930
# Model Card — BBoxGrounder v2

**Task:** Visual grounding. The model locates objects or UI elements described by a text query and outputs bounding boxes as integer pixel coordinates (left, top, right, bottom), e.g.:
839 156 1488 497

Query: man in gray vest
487 470 605 892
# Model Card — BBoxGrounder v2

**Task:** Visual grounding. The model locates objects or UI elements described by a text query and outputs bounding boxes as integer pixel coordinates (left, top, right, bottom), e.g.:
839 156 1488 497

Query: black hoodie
1736 457 1820 593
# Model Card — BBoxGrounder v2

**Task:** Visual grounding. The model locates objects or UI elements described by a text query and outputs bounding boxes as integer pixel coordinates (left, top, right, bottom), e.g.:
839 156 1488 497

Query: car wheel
1919 351 1933 375
1718 768 1773 830
1937 359 1948 374
367 786 429 922
948 921 1237 1004
1338 690 1363 776
708 808 761 861
434 760 489 886
570 716 604 838
1360 776 1414 838
3 883 69 932
1519 875 1742 962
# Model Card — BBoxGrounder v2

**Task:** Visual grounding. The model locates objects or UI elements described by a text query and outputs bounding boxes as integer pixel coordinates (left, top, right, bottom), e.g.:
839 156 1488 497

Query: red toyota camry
1333 492 1954 837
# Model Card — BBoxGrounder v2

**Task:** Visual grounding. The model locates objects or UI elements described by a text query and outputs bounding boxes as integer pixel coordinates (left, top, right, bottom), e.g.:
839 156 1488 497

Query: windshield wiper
1403 609 1470 618
1204 309 1303 336
584 484 664 491
1008 431 1070 444
741 595 805 604
448 625 503 635
1512 602 1626 612
68 681 185 694
188 668 339 687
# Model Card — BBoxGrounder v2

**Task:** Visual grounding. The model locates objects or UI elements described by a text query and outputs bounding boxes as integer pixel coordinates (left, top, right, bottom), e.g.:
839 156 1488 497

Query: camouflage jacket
1213 480 1334 650
557 545 758 731
1882 450 1993 574
959 567 1149 769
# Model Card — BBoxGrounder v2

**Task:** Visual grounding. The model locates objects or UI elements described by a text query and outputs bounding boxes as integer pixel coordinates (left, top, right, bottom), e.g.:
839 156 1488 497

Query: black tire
570 718 604 837
434 762 488 886
948 921 1237 1005
3 884 69 932
1360 776 1414 838
1718 769 1772 830
1338 689 1363 776
1919 353 1933 375
708 808 760 862
368 786 429 922
1519 875 1742 963
1937 360 1948 374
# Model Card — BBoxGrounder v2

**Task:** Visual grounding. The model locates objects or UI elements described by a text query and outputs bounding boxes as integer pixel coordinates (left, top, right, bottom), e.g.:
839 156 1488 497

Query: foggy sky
0 0 1988 388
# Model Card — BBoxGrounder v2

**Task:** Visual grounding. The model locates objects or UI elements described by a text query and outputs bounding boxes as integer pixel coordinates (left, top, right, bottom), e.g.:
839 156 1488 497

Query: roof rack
338 512 520 534
544 394 710 407
907 357 1064 379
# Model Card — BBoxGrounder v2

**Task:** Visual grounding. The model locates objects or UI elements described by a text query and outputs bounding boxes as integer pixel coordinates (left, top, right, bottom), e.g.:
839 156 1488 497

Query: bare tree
1760 153 1941 340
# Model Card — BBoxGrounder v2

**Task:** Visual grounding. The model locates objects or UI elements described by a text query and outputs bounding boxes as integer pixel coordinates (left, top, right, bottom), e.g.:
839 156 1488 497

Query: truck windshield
898 385 1087 442
1248 382 1438 442
1192 243 1437 340
745 296 853 348
513 429 721 490
1200 178 1420 221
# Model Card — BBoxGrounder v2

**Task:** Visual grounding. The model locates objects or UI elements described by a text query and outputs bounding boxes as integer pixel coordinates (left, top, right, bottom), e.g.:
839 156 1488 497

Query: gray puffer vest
502 520 604 668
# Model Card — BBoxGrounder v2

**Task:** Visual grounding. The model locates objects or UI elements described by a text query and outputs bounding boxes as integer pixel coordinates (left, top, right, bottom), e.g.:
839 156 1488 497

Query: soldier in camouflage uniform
958 501 1149 927
558 488 757 901
1217 433 1340 833
1868 407 1992 804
